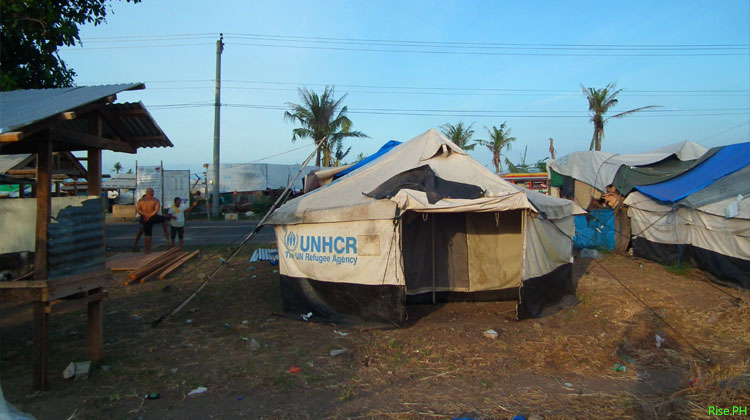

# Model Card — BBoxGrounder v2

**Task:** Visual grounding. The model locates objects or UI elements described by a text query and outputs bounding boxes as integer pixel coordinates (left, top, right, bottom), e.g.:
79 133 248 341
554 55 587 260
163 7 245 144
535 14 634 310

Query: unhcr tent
266 129 583 325
625 142 750 289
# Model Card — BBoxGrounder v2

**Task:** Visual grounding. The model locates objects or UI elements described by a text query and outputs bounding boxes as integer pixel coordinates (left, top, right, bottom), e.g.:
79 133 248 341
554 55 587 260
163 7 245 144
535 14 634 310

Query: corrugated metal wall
47 198 106 279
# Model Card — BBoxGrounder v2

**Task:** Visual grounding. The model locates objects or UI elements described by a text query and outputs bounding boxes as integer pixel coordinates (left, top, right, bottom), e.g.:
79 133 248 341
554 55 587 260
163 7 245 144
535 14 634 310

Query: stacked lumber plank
124 249 200 286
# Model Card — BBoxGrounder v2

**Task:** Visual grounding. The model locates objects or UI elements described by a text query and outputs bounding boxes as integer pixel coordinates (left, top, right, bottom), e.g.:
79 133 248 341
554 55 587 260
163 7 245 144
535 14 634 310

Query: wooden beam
109 107 148 117
97 106 133 143
87 287 104 361
35 139 52 281
0 131 24 142
48 128 136 153
33 301 50 390
61 111 76 120
133 135 167 143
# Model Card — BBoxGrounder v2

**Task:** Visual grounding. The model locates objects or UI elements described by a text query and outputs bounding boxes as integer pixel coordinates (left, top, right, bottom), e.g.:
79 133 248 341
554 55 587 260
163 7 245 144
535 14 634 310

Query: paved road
106 220 277 250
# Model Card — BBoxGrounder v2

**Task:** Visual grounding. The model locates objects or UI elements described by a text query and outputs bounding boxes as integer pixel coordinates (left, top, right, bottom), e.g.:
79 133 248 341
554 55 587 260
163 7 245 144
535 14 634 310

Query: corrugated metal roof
0 83 144 133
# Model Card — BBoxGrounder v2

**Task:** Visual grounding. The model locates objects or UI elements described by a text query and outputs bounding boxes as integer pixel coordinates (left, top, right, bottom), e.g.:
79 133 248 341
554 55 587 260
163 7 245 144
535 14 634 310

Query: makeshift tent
625 142 750 288
548 141 710 251
548 140 708 193
266 129 583 325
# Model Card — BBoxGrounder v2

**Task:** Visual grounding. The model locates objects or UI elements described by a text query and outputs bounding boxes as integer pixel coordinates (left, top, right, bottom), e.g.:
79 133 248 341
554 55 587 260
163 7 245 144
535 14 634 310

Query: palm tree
476 122 516 174
284 86 367 167
582 82 658 151
440 122 476 151
112 162 122 174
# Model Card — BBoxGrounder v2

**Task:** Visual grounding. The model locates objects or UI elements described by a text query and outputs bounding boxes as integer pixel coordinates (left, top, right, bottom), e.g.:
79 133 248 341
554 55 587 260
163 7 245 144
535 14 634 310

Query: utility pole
211 33 224 217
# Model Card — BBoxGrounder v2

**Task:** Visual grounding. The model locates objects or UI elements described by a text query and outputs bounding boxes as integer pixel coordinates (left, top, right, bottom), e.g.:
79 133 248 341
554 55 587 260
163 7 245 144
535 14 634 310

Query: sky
59 0 750 177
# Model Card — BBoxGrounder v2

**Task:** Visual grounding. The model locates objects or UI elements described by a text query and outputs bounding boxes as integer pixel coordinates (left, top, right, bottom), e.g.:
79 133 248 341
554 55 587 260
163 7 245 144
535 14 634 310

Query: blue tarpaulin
574 209 615 250
333 140 401 180
635 142 750 203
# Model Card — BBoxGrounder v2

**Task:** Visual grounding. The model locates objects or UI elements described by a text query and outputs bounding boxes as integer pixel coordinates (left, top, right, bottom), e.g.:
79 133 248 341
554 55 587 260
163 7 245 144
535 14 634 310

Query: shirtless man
133 188 168 253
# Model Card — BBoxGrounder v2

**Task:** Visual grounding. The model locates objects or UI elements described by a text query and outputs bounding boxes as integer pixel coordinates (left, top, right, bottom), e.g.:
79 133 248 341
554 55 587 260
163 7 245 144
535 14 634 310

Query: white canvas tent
267 129 583 325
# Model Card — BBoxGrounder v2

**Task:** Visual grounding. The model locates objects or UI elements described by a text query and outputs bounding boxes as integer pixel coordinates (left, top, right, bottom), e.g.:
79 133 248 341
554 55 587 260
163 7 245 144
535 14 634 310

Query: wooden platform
106 251 166 271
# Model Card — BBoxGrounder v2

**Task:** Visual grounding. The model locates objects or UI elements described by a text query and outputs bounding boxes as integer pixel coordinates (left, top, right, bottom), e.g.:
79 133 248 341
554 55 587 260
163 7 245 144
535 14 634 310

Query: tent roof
634 142 750 203
267 128 580 225
548 140 708 192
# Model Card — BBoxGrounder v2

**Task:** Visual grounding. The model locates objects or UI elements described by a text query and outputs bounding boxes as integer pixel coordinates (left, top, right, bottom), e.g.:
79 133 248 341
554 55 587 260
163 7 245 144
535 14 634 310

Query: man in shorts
134 188 168 253
167 196 197 248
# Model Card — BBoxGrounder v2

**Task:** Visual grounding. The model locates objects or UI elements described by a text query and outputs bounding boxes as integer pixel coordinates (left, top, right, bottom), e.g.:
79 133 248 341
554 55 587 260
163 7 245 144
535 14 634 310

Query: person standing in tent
167 196 198 248
133 188 169 253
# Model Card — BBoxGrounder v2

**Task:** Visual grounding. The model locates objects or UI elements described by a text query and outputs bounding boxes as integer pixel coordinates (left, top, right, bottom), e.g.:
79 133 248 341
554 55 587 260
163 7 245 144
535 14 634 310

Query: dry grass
0 251 747 419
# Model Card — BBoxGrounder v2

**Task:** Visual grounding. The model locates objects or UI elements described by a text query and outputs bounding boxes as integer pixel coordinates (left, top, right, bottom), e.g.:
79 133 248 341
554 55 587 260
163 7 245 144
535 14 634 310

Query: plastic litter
619 353 634 364
511 416 527 420
62 361 90 380
655 334 665 348
250 248 278 263
334 330 349 336
144 393 160 400
187 386 208 396
330 349 347 357
612 363 627 372
223 322 231 328
288 365 302 374
301 312 313 321
249 338 261 351
272 269 279 273
242 320 249 324
563 382 574 388
238 396 244 401
185 319 192 324
483 329 499 339
580 248 603 259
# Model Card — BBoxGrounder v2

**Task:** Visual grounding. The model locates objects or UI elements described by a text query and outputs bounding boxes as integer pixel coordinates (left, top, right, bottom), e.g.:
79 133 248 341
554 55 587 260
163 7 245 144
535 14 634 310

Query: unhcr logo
282 232 359 266
284 231 299 251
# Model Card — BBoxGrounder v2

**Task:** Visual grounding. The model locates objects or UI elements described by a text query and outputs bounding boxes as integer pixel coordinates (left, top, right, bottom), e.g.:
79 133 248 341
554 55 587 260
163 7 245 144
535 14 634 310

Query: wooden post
33 137 53 390
88 113 103 197
87 149 102 197
33 302 51 390
18 182 25 198
87 288 104 361
35 139 52 280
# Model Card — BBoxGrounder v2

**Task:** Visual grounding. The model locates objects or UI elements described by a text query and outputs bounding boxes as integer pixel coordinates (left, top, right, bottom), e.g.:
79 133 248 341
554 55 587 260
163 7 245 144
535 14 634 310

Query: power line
141 85 750 98
78 31 749 52
696 121 750 143
227 41 749 57
146 102 749 118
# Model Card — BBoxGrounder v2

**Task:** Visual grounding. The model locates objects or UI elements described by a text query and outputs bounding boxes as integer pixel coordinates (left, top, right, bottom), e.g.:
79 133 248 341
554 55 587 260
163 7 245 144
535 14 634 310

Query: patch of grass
272 372 296 392
339 386 354 401
665 263 691 276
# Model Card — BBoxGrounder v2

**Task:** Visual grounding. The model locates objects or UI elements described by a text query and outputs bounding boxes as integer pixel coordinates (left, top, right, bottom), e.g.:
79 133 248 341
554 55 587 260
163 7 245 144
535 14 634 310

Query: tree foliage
440 122 476 151
1 0 141 91
284 86 367 167
476 122 516 174
581 82 658 151
112 161 122 174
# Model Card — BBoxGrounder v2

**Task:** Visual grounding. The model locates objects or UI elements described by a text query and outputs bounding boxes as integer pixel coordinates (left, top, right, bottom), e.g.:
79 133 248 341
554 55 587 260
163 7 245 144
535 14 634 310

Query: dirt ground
1 245 748 420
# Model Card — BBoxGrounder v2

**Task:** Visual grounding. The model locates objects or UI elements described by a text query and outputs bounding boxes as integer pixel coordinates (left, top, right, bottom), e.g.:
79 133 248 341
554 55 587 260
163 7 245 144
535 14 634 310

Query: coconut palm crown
582 82 658 151
284 86 367 167
476 122 516 174
440 121 476 151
